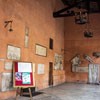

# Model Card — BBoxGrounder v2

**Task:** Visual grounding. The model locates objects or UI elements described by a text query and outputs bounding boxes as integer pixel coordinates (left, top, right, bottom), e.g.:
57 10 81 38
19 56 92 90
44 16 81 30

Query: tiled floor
5 83 100 100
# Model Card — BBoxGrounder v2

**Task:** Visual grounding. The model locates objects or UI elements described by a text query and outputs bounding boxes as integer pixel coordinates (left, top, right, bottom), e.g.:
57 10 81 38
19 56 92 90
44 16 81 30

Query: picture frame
37 64 45 74
7 45 21 60
35 44 47 57
13 61 35 87
54 53 63 70
5 61 13 70
1 73 13 92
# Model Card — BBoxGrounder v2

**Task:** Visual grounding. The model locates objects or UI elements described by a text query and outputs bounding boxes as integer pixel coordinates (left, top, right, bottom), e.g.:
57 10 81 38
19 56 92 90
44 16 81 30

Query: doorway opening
49 62 53 86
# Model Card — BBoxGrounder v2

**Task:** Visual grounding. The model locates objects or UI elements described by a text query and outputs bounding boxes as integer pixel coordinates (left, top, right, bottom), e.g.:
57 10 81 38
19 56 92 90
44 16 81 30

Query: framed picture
37 64 45 74
7 45 21 60
1 73 13 92
5 61 13 70
54 53 63 70
35 44 47 57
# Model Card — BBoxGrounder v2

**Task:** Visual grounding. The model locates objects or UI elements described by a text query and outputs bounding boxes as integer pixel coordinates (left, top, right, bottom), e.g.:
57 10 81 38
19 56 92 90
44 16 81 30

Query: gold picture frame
7 45 21 60
35 44 47 57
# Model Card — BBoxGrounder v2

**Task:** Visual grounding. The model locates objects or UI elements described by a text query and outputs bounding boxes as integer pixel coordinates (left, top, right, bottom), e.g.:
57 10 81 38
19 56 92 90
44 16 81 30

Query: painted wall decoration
54 53 63 70
1 73 13 92
24 26 29 48
5 61 13 70
7 45 21 60
35 44 47 57
37 64 45 74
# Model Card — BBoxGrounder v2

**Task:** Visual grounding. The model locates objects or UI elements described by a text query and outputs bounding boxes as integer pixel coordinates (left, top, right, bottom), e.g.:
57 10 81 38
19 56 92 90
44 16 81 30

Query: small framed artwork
7 45 21 60
35 44 47 57
5 61 13 70
37 64 45 74
1 73 13 92
54 53 63 70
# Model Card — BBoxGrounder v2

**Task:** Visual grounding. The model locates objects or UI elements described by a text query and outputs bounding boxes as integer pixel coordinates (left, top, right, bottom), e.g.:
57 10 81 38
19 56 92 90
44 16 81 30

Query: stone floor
5 83 100 100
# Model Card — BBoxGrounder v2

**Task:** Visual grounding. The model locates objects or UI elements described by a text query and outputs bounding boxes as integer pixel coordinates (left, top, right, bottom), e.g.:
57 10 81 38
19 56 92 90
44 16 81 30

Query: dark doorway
49 62 53 86
49 38 53 50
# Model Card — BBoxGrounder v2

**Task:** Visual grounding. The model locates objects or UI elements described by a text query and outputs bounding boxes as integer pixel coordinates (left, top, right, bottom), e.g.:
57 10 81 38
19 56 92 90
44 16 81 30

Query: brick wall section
64 14 100 83
0 0 65 99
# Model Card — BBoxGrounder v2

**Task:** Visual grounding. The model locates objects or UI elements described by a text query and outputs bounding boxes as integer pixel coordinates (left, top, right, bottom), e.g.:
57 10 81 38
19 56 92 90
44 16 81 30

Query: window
49 38 53 49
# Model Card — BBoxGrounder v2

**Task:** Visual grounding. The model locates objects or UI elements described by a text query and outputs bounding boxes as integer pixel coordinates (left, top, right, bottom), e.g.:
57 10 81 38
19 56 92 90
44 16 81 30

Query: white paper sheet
37 64 44 74
18 62 32 72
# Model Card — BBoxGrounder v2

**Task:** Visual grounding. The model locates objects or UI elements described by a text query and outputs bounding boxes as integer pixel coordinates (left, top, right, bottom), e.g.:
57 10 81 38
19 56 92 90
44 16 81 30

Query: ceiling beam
53 13 75 18
53 0 100 18
53 0 84 18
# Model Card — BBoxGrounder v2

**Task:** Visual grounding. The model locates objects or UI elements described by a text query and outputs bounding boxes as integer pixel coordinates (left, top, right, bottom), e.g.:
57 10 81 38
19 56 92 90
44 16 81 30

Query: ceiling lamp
84 13 93 38
75 10 88 24
84 31 93 38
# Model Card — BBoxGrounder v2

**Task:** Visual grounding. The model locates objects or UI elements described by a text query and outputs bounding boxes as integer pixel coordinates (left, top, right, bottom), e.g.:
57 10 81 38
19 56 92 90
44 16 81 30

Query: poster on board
22 72 31 84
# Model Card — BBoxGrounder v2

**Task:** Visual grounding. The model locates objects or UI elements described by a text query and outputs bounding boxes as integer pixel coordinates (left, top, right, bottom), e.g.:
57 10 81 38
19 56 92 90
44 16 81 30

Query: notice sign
13 62 34 87
37 64 44 74
18 62 32 72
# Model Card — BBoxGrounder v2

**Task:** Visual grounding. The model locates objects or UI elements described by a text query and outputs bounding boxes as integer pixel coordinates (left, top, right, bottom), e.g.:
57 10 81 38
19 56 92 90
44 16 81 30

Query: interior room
0 0 100 100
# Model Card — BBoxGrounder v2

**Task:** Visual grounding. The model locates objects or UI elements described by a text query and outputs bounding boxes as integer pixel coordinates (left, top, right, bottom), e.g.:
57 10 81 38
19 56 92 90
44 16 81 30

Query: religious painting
7 45 21 60
54 53 63 70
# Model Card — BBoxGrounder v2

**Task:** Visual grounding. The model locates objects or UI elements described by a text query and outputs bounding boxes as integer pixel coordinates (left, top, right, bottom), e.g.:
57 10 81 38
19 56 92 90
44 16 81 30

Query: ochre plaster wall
64 14 100 83
0 0 65 99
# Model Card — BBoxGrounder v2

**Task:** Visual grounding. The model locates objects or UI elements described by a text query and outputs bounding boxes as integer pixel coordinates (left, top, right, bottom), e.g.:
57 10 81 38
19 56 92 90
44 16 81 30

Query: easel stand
16 87 33 100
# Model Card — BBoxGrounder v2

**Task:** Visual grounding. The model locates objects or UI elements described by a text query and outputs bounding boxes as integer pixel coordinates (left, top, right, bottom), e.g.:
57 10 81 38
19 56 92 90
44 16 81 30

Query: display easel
13 61 35 100
16 87 33 100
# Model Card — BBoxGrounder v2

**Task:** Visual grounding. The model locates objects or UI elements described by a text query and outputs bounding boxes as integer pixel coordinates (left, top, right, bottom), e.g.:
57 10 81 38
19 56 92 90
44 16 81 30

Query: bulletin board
13 61 34 87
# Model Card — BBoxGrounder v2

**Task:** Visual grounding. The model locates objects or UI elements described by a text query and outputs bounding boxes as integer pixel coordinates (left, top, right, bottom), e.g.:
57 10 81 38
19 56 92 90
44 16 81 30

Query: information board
13 61 34 87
